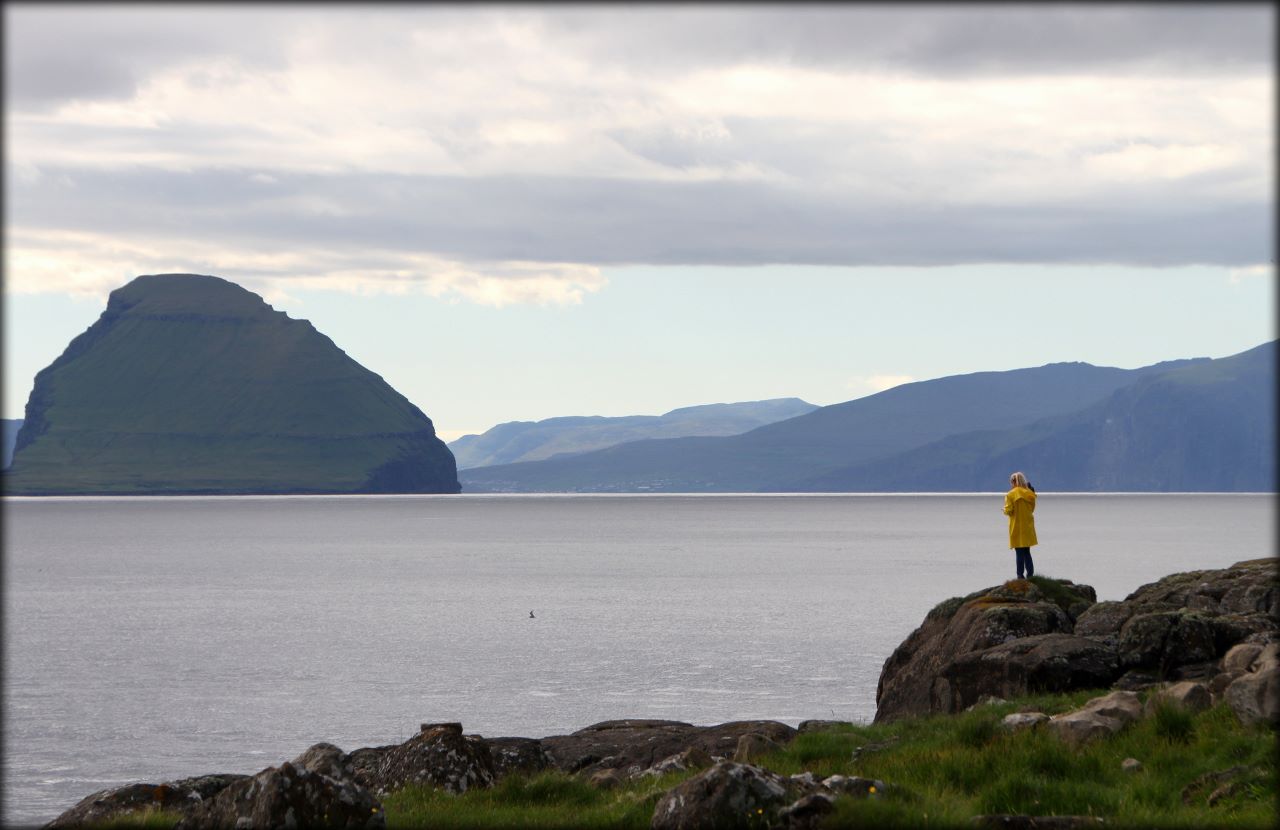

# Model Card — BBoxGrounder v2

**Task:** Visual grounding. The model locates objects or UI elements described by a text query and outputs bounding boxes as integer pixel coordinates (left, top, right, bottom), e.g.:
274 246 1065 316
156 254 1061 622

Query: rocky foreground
45 559 1278 829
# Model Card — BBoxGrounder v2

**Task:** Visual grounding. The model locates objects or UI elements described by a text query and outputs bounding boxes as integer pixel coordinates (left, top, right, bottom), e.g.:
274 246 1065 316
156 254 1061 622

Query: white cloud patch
4 229 605 307
850 374 917 395
1227 264 1275 285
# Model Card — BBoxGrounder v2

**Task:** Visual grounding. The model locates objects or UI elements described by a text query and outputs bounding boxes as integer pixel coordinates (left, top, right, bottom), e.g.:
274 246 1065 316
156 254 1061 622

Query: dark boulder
1116 611 1218 673
876 560 1278 723
938 634 1121 714
540 719 796 779
484 737 555 778
650 762 798 830
175 744 382 830
44 775 248 829
876 578 1096 722
350 723 495 796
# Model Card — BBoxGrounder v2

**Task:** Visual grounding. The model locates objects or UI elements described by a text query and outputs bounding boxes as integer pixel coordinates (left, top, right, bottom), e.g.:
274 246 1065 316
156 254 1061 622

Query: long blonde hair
1010 471 1028 489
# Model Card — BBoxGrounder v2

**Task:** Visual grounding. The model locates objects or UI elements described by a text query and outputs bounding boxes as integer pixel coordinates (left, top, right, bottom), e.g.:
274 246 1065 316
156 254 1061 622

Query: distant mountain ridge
450 398 817 469
789 341 1275 492
5 274 459 495
460 344 1273 493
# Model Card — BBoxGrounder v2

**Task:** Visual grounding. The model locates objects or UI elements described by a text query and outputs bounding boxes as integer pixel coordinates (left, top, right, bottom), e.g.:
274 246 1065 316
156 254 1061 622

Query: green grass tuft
1027 574 1092 612
1151 699 1196 744
371 695 1275 829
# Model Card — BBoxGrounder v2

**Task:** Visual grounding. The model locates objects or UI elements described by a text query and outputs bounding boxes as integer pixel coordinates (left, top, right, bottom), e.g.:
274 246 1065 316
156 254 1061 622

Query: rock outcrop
876 559 1278 722
174 743 383 830
875 578 1102 721
349 723 495 796
538 719 797 779
649 762 887 830
1221 644 1280 726
43 775 248 829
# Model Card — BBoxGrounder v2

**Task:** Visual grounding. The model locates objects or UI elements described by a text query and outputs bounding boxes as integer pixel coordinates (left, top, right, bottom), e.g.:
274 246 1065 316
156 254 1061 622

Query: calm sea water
3 493 1274 825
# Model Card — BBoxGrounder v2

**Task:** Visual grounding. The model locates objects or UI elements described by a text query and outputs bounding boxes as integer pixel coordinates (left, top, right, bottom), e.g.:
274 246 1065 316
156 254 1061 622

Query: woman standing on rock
1004 471 1038 579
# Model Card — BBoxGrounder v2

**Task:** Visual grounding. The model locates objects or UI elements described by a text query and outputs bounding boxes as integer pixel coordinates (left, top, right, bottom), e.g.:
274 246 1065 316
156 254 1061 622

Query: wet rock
1000 712 1049 733
44 776 248 829
351 724 495 796
1224 666 1280 726
175 745 382 830
650 762 795 830
541 719 796 779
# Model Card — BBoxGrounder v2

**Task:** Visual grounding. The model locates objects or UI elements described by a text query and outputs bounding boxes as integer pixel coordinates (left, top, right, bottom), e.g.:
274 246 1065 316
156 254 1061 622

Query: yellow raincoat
1004 486 1038 548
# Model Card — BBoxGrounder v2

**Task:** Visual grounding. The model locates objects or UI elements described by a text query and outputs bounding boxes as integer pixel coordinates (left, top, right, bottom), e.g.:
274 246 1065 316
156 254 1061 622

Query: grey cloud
529 5 1274 75
9 165 1271 268
6 5 1271 111
4 5 298 107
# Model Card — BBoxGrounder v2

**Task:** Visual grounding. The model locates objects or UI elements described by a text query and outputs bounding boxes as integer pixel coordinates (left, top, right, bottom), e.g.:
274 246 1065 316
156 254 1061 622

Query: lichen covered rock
350 723 496 796
175 744 382 830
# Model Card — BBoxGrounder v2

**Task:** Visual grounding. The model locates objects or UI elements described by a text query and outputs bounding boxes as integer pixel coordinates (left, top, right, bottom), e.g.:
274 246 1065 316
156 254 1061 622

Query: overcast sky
4 4 1275 436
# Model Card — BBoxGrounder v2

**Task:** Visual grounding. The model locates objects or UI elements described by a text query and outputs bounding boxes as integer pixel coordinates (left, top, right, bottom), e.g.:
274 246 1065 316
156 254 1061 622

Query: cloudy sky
4 4 1275 438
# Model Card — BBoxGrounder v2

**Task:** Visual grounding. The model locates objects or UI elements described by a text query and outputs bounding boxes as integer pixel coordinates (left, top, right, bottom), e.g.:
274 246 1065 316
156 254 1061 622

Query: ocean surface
3 493 1274 825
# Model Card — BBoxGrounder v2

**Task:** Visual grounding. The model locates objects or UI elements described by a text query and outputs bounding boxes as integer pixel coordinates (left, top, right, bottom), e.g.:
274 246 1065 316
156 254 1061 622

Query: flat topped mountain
5 273 459 494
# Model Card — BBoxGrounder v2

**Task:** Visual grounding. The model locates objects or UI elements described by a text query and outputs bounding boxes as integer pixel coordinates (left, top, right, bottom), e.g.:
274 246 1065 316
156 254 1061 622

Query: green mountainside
790 340 1276 492
450 398 817 469
460 356 1213 493
4 274 459 495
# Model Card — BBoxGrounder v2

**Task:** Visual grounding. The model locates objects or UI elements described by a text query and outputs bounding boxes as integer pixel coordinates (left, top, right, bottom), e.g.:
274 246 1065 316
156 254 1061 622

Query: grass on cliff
380 691 1276 830
767 695 1276 830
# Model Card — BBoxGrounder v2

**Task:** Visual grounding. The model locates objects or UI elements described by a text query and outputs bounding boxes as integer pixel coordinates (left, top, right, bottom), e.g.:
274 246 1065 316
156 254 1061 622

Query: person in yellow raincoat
1004 471 1037 579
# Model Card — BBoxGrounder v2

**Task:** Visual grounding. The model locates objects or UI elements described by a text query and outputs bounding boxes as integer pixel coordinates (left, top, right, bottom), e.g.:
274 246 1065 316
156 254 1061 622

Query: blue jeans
1015 547 1034 579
